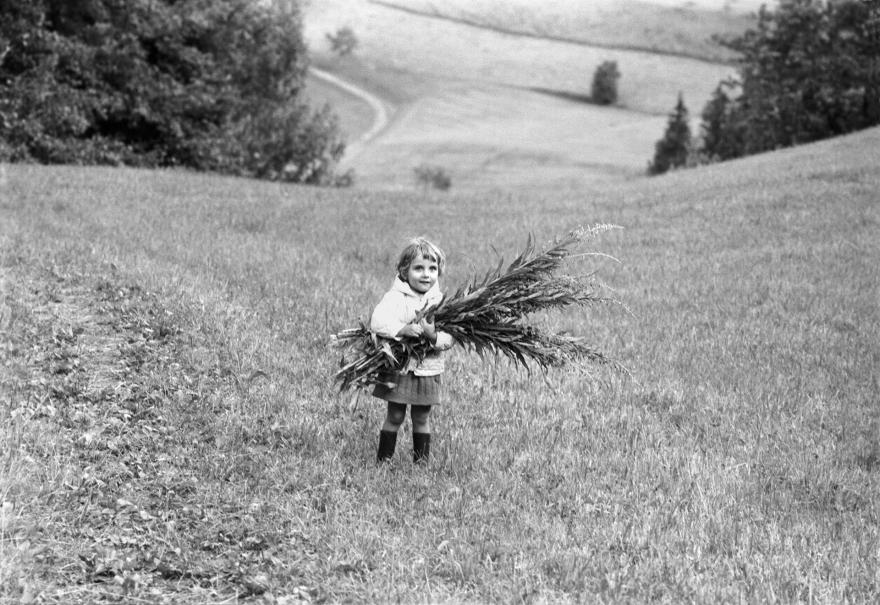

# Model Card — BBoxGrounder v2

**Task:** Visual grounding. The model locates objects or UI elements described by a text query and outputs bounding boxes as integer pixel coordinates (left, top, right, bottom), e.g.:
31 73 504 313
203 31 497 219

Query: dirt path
308 67 390 164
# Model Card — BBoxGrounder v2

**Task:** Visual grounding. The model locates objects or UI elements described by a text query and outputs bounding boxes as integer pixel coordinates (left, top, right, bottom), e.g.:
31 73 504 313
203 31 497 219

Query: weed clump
414 164 452 191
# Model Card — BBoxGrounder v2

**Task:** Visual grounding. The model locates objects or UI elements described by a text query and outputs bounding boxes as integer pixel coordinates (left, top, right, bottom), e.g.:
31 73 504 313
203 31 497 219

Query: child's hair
397 237 446 280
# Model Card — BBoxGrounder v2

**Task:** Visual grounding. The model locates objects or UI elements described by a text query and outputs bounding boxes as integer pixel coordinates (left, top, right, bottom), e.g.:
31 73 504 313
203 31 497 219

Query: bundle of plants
333 225 622 392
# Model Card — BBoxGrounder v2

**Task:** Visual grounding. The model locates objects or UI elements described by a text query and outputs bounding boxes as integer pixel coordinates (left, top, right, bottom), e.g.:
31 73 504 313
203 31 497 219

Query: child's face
405 253 439 294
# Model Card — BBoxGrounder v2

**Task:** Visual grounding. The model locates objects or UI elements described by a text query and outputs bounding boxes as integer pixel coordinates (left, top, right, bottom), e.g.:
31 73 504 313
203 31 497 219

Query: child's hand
419 317 437 343
397 323 424 338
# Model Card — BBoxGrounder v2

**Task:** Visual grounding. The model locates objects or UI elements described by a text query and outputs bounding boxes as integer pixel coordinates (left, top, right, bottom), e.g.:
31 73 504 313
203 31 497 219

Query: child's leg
377 402 407 462
410 405 432 463
382 402 407 431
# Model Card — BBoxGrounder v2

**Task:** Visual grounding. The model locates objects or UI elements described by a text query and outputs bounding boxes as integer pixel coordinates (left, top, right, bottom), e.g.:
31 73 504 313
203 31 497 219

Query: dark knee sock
413 432 431 463
377 430 398 462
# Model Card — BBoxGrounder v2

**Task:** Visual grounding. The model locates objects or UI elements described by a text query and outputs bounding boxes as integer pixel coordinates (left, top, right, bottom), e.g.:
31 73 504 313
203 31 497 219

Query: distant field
305 0 739 116
302 0 748 190
2 126 879 602
346 82 667 192
375 0 759 62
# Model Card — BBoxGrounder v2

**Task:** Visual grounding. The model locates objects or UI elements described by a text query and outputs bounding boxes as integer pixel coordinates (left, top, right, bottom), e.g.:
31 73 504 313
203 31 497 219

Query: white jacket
370 277 454 376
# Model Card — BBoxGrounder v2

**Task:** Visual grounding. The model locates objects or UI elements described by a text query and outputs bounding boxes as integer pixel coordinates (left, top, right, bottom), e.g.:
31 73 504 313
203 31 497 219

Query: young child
370 237 454 463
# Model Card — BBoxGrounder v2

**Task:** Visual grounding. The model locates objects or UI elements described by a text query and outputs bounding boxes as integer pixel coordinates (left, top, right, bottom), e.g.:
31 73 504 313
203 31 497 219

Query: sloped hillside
372 0 759 61
302 0 756 191
2 125 878 602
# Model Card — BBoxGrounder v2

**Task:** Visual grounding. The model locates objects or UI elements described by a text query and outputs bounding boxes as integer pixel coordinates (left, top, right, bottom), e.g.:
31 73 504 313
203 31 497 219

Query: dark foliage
0 0 346 184
326 26 358 56
698 0 880 161
699 79 745 162
413 163 451 191
591 60 620 105
649 93 691 175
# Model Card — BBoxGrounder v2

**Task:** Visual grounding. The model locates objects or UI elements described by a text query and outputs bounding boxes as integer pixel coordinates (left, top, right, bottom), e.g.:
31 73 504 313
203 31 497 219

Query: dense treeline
0 0 346 184
651 0 879 174
701 0 880 161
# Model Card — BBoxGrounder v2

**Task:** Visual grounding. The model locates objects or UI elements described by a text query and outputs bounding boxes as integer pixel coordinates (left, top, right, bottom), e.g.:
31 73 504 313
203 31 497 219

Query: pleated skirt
372 372 442 406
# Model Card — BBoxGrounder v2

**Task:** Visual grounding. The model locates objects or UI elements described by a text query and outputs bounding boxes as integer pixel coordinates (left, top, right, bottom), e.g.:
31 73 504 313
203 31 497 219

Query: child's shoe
377 430 398 462
413 432 431 463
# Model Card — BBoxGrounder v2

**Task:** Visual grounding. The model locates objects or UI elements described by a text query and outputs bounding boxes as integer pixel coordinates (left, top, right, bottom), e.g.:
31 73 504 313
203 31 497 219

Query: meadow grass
302 0 738 193
303 0 738 117
1 127 879 602
371 0 756 63
321 81 668 193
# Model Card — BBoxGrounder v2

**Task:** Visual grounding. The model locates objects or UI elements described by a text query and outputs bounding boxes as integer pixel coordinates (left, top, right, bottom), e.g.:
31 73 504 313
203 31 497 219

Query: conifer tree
699 80 744 162
648 93 691 175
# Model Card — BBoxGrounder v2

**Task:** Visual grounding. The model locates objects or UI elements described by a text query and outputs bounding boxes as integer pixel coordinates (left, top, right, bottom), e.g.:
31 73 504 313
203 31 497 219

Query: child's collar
392 276 441 300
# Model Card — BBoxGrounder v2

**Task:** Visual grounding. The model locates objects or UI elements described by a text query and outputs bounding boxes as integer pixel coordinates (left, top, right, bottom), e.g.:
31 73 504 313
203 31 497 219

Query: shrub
591 60 620 105
649 93 692 175
0 0 347 184
329 168 356 188
413 164 451 191
326 27 358 56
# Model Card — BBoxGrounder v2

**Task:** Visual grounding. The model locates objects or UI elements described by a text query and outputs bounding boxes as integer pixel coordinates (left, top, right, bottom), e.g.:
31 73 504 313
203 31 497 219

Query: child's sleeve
433 331 454 351
370 291 406 339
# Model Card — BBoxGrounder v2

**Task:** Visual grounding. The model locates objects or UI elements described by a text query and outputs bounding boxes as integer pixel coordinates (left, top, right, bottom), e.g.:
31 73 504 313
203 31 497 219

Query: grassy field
2 124 879 602
305 0 739 116
337 82 668 192
373 0 759 63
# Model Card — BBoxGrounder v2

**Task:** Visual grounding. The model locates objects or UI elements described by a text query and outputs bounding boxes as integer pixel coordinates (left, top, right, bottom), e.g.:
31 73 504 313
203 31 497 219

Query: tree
326 27 358 57
699 80 745 162
649 93 691 175
696 0 880 161
591 60 620 105
0 0 347 184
